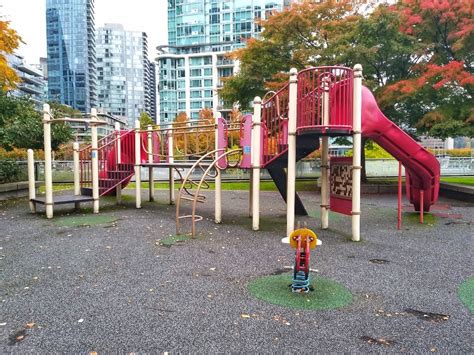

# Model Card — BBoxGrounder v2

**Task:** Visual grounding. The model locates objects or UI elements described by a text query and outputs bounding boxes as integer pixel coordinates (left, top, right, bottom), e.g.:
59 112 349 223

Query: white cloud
1 0 167 64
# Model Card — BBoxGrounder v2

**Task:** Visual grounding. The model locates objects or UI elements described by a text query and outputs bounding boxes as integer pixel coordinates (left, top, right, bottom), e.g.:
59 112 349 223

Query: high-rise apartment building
7 54 47 109
46 0 97 113
157 0 291 123
96 24 156 126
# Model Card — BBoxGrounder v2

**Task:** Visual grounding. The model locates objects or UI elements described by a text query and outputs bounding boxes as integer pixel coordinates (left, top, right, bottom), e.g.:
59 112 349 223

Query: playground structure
28 105 107 218
28 64 440 241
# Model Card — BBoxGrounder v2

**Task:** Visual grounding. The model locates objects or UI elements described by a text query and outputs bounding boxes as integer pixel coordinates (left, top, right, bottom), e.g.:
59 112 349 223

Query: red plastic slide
361 86 440 211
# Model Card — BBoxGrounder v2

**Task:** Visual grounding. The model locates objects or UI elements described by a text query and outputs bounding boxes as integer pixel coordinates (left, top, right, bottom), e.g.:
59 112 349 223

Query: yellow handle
289 228 318 250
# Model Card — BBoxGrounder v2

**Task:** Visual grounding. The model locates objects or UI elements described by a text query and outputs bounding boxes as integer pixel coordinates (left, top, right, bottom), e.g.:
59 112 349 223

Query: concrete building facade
157 0 291 123
96 24 156 127
7 54 47 109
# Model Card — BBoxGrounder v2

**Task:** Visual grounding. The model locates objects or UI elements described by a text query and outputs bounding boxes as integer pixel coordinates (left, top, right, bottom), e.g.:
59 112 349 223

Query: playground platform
1 189 472 352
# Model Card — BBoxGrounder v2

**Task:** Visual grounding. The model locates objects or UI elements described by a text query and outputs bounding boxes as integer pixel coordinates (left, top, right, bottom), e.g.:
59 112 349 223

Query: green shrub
0 160 22 183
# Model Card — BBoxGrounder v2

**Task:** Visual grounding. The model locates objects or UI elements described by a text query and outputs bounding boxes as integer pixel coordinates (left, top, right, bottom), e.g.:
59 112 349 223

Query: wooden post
135 120 142 209
215 113 222 224
320 77 330 230
286 68 298 237
90 108 99 214
27 149 36 213
252 96 262 231
168 129 175 205
43 103 53 218
73 142 80 210
351 64 363 242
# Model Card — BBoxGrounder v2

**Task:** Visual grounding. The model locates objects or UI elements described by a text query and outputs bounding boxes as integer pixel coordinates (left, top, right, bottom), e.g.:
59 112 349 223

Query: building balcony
18 83 43 95
21 75 44 86
216 59 234 67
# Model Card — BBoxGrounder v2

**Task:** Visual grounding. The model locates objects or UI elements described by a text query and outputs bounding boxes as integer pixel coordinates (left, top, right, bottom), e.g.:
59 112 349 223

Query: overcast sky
1 0 168 64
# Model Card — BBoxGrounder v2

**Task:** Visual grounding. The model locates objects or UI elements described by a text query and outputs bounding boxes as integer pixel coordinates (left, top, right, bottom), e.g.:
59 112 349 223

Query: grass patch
39 183 73 193
53 214 118 227
405 212 437 225
458 276 474 314
249 273 352 310
441 176 474 186
159 234 191 247
125 180 318 192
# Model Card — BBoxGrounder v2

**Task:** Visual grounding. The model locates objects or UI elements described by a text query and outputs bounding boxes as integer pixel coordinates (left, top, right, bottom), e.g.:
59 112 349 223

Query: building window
190 69 201 77
190 57 202 66
190 79 202 88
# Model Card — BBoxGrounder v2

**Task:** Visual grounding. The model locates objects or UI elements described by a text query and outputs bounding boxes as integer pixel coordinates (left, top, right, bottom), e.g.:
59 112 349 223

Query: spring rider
289 228 320 293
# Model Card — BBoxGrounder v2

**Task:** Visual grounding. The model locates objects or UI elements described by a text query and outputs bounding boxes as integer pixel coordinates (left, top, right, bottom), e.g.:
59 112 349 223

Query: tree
379 0 474 138
139 112 154 129
221 0 356 110
0 94 73 151
0 21 22 92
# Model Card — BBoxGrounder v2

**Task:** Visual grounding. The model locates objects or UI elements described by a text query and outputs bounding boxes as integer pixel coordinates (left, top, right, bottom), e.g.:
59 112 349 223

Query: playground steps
81 163 135 197
264 134 321 216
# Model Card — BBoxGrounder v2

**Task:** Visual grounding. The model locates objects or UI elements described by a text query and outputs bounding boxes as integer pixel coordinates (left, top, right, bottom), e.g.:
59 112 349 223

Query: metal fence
1 157 473 184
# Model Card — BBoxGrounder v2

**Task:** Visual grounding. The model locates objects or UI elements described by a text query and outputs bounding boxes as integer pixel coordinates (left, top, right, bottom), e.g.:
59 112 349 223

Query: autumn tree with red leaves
380 0 474 138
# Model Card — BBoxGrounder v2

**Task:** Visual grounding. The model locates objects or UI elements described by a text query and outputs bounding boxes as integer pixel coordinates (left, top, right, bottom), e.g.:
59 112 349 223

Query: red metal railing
297 66 353 133
80 129 138 196
261 83 290 166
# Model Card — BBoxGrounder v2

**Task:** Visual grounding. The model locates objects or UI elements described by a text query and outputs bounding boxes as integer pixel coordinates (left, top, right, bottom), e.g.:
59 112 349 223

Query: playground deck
1 189 472 352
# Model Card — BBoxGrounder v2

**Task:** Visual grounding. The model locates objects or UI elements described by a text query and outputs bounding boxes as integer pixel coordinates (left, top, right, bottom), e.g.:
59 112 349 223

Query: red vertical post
397 161 402 230
420 190 424 224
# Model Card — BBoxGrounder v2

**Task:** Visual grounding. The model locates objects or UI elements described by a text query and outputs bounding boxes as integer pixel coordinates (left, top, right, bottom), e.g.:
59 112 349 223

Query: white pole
286 68 298 237
352 64 363 242
27 149 36 213
43 103 53 218
148 125 155 202
249 169 253 217
215 113 222 224
115 122 122 164
115 122 122 204
168 129 175 205
252 96 262 231
90 108 99 214
135 120 142 209
321 77 330 230
73 142 80 210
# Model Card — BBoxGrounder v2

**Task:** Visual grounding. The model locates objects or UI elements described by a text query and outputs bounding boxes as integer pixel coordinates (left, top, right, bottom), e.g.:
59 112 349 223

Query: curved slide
361 86 440 211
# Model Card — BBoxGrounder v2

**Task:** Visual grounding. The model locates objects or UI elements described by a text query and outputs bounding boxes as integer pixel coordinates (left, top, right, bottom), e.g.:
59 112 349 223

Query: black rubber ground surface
1 189 472 353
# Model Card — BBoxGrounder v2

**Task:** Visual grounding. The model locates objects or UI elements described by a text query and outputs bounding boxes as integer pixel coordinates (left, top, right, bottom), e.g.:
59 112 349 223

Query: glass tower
158 0 290 123
96 24 155 127
46 0 97 113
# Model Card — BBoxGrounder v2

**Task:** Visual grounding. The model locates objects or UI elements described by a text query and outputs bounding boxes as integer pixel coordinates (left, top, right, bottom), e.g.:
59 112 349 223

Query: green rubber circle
249 273 352 310
458 276 474 314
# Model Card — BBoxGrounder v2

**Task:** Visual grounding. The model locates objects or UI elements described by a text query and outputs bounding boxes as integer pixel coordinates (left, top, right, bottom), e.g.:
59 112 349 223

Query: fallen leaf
241 314 250 319
25 321 35 329
78 319 84 323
